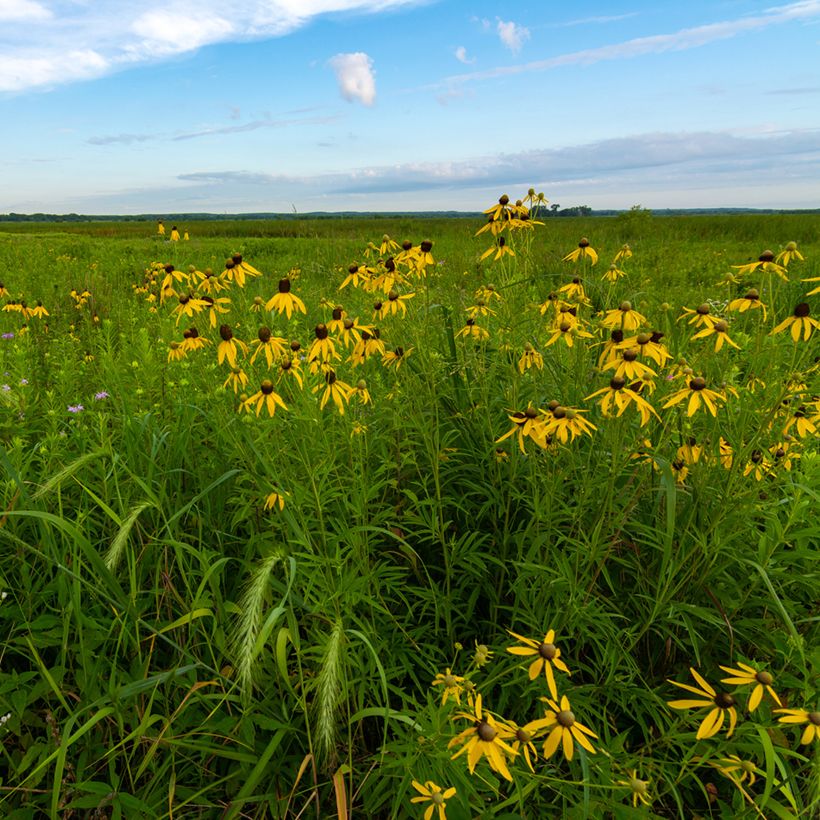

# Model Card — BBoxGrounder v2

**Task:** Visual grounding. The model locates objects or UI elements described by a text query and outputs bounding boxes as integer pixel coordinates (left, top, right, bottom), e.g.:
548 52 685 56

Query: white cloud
328 52 376 106
0 0 51 22
454 46 474 64
130 11 234 55
496 19 529 54
440 2 820 86
0 1 419 93
0 50 108 92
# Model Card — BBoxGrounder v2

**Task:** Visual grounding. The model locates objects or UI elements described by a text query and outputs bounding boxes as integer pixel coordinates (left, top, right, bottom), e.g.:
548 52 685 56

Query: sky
1 0 819 214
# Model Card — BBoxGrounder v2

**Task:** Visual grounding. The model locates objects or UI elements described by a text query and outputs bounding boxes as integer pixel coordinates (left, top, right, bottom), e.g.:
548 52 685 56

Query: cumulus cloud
496 19 530 54
328 52 376 106
454 46 474 64
0 0 51 22
0 1 419 93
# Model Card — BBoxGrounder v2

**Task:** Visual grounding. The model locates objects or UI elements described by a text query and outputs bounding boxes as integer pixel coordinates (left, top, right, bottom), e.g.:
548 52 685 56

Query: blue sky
1 0 819 213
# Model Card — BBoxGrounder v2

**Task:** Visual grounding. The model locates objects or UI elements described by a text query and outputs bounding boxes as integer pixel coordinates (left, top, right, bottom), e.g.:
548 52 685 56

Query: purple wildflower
1 333 13 340
67 404 84 413
94 391 109 400
1 385 10 392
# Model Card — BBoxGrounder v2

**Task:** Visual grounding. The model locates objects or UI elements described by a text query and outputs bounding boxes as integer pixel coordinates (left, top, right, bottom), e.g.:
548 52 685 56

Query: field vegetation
0 204 818 818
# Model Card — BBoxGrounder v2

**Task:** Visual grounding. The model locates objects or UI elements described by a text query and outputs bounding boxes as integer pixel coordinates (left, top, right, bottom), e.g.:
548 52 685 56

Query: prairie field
0 206 818 818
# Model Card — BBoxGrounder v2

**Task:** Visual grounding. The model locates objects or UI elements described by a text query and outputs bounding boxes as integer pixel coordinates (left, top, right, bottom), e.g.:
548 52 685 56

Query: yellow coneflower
719 662 781 711
223 253 262 288
709 756 760 787
266 278 306 319
223 366 249 394
217 324 248 368
508 718 545 772
770 302 819 342
601 301 646 332
180 326 210 353
263 491 287 512
602 347 657 381
0 282 9 298
30 301 49 319
719 437 734 469
314 367 352 413
663 376 726 417
200 295 231 329
533 695 597 761
277 356 304 389
506 629 570 700
776 241 803 267
602 263 627 283
337 316 371 349
744 450 772 481
518 343 543 373
558 277 587 301
562 237 598 265
731 250 788 281
475 284 501 303
667 668 738 739
617 771 651 808
619 331 670 367
448 693 517 781
481 194 516 224
339 262 372 290
678 303 719 329
456 318 490 340
545 319 593 348
466 299 496 320
372 233 400 257
160 263 187 294
196 268 227 294
783 405 818 438
496 407 548 454
480 235 515 262
773 707 820 746
349 328 385 366
327 305 347 334
250 326 287 368
692 318 741 351
382 346 413 369
586 377 659 427
727 288 767 320
172 293 208 324
167 341 186 362
306 324 337 370
410 781 456 820
240 380 287 417
543 403 596 443
613 244 632 263
432 668 466 706
770 440 800 471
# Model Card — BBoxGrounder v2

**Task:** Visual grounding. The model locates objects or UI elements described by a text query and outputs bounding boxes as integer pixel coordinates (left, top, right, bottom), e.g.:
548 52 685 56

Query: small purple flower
94 391 109 400
67 404 84 413
1 385 10 392
19 378 28 386
1 332 13 340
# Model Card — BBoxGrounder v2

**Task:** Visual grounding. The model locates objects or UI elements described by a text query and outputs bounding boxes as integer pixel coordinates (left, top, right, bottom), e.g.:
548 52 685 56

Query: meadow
0 204 817 818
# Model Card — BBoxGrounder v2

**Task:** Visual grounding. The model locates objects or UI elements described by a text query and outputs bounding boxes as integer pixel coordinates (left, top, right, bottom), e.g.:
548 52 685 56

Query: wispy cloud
88 113 341 145
552 13 638 28
0 1 421 92
329 52 376 106
496 19 530 54
28 127 820 213
439 1 820 87
132 128 820 197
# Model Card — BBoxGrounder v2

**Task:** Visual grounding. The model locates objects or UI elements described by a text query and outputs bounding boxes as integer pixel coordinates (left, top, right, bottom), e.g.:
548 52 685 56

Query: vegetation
0 203 817 818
